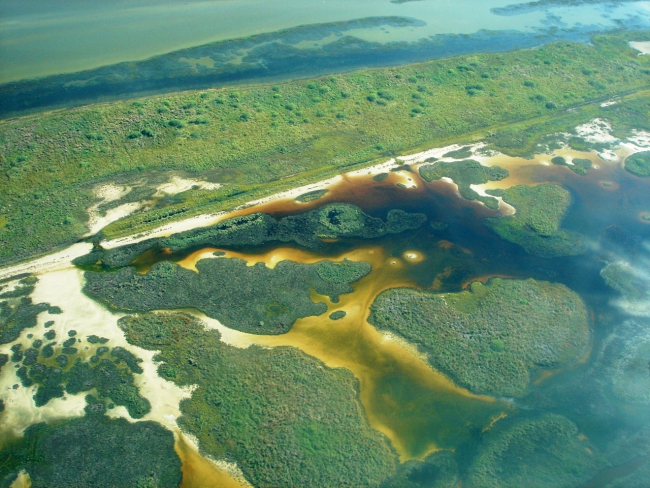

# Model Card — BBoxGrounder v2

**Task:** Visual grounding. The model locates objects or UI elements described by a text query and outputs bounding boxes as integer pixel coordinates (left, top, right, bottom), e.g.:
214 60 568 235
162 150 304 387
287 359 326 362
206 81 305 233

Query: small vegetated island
418 159 509 210
369 278 590 397
551 156 592 175
624 150 650 177
85 257 371 335
485 184 585 258
466 414 605 488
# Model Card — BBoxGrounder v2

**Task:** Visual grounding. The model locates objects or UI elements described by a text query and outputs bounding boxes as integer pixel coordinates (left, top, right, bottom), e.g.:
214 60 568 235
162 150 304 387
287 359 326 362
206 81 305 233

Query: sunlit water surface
1 0 649 82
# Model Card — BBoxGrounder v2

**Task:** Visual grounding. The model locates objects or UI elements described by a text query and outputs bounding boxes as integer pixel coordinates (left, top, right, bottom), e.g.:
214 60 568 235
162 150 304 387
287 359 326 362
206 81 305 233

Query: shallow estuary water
123 140 650 476
1 0 649 82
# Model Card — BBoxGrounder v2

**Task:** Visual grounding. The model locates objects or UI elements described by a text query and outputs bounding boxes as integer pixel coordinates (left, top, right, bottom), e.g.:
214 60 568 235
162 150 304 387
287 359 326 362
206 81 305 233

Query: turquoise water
1 0 648 82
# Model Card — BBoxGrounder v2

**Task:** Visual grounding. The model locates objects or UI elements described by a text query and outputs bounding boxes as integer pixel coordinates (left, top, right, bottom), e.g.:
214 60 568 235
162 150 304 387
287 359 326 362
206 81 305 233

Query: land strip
1 32 650 268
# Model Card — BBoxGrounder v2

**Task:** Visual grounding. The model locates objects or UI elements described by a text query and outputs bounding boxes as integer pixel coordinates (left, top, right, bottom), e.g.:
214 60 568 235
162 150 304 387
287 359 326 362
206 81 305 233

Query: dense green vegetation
9 331 150 417
119 312 398 487
84 256 370 334
75 203 425 269
1 33 649 266
551 156 592 175
624 150 650 177
466 414 605 488
369 278 590 397
418 159 508 209
0 410 181 488
0 276 36 299
485 184 585 257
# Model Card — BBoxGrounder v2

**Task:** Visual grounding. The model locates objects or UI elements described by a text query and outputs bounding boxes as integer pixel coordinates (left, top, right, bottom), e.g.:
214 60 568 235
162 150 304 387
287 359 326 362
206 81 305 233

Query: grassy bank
1 32 650 266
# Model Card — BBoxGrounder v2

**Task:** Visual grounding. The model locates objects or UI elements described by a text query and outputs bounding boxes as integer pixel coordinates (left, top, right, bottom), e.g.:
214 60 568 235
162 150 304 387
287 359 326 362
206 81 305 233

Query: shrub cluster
369 278 590 397
84 256 371 335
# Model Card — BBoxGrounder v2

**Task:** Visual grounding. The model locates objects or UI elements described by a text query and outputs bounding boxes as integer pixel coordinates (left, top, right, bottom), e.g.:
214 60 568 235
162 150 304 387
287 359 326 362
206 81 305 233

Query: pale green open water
1 0 649 82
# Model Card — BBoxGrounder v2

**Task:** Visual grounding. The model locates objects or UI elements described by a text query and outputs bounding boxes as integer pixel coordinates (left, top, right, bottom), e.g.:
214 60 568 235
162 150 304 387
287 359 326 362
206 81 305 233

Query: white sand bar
630 41 650 55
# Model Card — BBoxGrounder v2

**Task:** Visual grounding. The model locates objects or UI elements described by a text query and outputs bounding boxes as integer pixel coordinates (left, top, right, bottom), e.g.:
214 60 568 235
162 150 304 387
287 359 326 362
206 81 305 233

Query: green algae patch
624 151 650 177
419 160 508 209
119 312 398 488
485 183 584 257
84 257 371 335
369 278 589 397
0 412 181 488
466 414 605 488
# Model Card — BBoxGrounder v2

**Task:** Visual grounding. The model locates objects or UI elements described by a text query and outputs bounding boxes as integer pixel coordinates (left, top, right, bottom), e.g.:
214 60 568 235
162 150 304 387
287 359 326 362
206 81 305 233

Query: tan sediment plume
533 369 562 386
9 471 31 488
181 245 508 461
175 431 252 488
482 412 508 433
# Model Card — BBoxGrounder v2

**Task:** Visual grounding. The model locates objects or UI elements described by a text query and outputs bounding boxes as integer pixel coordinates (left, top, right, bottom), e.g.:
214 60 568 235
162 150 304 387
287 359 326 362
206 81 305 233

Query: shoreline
2 118 649 279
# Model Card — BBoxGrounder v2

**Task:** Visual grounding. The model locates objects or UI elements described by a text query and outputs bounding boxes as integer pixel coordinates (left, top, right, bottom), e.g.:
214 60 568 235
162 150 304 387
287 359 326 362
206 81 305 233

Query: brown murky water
178 245 509 461
175 432 251 488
